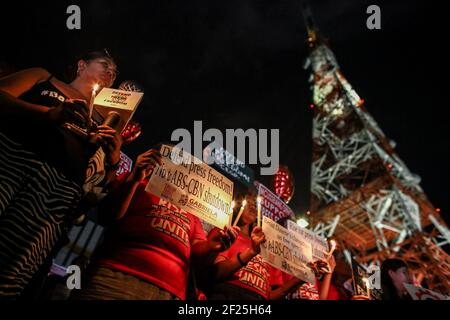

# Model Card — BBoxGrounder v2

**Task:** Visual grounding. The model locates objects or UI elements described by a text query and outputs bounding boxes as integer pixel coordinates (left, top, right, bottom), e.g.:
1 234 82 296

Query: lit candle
362 277 371 299
228 201 236 226
257 196 262 228
232 199 246 227
328 239 337 257
88 83 100 119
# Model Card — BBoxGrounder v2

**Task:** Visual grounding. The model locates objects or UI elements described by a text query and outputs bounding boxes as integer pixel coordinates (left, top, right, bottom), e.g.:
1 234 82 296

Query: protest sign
146 145 234 229
404 284 449 300
93 87 143 133
254 181 295 223
260 216 315 283
203 146 255 188
351 258 371 299
287 220 329 261
116 151 133 176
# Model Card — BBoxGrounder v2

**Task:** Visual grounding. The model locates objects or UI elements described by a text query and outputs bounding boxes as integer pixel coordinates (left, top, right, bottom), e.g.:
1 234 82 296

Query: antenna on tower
300 1 318 47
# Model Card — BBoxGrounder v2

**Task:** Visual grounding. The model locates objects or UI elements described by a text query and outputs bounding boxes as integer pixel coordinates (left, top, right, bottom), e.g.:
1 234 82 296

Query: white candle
88 83 100 119
232 200 246 227
328 239 337 257
228 201 236 226
257 196 262 228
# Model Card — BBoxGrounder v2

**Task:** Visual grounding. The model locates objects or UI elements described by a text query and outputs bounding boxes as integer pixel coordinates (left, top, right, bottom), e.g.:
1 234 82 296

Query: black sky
1 0 448 224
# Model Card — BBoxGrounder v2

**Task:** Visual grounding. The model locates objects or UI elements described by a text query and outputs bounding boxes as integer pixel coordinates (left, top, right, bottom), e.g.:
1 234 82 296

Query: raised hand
250 226 266 255
208 226 240 252
93 124 123 166
307 254 336 276
130 149 163 182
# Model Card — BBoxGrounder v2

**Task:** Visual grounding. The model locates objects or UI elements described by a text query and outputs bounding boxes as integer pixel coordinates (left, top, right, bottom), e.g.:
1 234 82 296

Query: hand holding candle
232 199 246 227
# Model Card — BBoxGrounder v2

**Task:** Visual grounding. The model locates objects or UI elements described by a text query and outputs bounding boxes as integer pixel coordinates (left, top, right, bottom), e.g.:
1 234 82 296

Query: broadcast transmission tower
301 3 450 293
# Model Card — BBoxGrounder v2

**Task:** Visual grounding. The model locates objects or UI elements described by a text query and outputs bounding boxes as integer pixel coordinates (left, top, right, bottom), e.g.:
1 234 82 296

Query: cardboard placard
203 146 255 188
93 87 143 133
287 220 329 261
260 216 315 283
404 283 449 300
255 181 295 223
145 145 234 229
351 258 371 299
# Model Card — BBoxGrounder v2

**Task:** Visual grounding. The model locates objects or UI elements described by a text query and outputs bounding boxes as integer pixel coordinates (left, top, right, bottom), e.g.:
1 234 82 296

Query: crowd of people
0 51 421 301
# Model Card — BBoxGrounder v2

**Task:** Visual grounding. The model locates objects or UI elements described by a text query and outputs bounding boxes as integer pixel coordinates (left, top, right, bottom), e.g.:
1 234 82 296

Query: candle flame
242 199 247 207
328 239 337 256
93 83 100 93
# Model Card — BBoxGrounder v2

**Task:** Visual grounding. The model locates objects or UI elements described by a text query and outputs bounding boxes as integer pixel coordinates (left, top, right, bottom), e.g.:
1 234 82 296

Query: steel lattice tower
301 4 450 293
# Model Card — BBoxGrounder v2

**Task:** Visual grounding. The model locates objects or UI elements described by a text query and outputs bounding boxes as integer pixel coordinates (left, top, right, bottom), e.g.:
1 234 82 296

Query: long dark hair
380 258 408 300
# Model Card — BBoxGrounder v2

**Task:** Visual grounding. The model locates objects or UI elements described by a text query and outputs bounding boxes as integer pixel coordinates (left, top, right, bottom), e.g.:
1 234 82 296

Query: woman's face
78 57 118 88
389 266 412 292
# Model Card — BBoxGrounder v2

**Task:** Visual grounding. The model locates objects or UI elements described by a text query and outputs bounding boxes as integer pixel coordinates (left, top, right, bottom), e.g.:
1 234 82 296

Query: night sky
1 0 448 224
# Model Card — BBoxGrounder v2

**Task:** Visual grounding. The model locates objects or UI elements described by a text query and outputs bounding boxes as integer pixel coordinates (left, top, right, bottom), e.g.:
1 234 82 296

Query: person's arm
98 173 141 222
0 68 51 119
318 273 333 300
317 255 337 300
191 226 240 267
210 226 266 281
269 277 305 300
94 125 123 184
98 149 162 223
212 247 258 281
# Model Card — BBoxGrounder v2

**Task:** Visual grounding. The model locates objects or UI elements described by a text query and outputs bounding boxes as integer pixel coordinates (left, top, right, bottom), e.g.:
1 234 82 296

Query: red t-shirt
218 234 271 300
268 265 284 288
326 283 346 300
96 176 206 300
281 272 320 300
284 272 346 300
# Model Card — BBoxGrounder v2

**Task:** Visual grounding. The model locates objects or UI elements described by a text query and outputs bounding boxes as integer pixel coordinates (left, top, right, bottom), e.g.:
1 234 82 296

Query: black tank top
20 76 67 107
4 76 96 185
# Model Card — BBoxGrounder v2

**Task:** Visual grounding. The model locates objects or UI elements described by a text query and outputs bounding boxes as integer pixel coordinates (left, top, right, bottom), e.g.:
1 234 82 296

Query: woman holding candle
0 50 122 298
74 147 240 300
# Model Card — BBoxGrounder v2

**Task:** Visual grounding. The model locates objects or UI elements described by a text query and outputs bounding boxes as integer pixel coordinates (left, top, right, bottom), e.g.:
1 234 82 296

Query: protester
74 148 240 300
206 189 330 300
380 258 413 300
0 50 122 298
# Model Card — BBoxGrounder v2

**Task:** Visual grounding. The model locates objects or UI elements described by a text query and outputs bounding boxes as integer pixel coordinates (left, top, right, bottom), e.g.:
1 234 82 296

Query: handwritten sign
146 145 234 229
260 216 315 283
